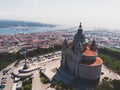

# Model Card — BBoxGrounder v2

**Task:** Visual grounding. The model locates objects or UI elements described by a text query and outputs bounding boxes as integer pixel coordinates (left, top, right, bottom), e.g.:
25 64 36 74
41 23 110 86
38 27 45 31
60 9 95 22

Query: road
32 71 41 90
0 62 15 90
32 70 50 90
100 65 120 81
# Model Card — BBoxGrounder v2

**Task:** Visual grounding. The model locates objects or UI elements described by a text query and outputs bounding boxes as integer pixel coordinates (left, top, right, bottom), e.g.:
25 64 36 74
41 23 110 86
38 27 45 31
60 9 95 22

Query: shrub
22 78 32 90
97 77 120 90
51 81 73 90
40 72 50 84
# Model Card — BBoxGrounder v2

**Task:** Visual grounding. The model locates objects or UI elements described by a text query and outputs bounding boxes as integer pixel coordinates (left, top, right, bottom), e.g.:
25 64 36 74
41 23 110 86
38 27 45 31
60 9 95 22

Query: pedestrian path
32 71 50 90
32 71 41 90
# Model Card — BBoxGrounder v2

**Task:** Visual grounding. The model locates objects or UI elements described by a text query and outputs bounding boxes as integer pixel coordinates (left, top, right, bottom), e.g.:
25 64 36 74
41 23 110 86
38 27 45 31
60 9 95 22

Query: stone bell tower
72 22 86 53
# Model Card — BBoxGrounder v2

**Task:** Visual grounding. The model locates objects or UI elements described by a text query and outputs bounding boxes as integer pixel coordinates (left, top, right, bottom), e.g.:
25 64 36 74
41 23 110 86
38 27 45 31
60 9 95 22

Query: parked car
0 84 6 88
0 85 5 90
1 77 7 82
2 70 9 75
1 81 6 85
1 81 6 88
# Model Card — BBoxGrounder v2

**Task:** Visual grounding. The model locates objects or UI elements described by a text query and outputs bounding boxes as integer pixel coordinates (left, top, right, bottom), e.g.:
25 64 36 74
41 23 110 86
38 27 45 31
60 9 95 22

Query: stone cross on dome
78 22 83 33
79 22 82 29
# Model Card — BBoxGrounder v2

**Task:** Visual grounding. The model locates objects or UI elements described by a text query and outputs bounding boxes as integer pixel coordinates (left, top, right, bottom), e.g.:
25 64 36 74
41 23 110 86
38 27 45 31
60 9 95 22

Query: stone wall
78 64 102 79
82 55 96 61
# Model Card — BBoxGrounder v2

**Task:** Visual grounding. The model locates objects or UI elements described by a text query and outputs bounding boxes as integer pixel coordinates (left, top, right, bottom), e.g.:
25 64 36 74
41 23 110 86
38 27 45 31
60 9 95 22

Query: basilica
52 23 103 89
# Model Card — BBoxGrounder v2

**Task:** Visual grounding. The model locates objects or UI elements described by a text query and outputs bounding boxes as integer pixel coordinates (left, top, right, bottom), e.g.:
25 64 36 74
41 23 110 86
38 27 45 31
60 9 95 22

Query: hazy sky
0 0 120 30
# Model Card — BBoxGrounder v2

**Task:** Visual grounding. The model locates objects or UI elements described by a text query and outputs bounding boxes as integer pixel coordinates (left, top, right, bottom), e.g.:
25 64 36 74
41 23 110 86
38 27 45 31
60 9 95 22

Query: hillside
0 20 55 28
98 47 120 74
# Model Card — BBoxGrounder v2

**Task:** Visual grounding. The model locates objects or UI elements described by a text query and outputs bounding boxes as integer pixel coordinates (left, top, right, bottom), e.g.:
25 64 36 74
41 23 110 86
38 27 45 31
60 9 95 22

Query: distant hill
0 20 55 28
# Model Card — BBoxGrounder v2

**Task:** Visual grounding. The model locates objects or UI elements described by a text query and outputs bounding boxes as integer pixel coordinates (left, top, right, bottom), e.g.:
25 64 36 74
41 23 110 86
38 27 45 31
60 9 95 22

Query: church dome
83 49 97 56
82 46 97 60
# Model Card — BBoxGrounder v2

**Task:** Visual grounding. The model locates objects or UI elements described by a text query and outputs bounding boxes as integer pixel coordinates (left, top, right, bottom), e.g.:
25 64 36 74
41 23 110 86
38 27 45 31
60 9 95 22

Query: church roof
80 57 103 66
82 48 97 56
67 42 73 48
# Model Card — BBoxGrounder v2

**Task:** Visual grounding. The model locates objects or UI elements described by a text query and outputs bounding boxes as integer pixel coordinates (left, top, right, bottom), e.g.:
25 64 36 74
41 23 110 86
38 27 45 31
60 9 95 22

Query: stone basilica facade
53 23 103 88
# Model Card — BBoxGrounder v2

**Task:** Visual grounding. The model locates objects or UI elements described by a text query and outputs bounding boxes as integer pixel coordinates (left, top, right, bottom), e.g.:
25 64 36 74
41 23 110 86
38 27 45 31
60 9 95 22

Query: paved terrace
100 65 120 81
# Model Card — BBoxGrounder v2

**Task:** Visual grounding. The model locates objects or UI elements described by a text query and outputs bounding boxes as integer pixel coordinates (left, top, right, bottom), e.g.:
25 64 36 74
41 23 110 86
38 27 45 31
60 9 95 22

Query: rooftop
80 57 103 66
82 46 97 56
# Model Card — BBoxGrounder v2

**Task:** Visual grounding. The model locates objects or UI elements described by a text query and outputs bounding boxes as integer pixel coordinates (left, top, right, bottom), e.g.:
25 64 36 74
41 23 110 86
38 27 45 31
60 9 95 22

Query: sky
0 0 120 30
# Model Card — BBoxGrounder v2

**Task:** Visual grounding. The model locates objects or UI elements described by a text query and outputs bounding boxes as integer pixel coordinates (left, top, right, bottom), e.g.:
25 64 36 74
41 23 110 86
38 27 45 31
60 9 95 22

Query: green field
108 47 120 52
98 47 120 75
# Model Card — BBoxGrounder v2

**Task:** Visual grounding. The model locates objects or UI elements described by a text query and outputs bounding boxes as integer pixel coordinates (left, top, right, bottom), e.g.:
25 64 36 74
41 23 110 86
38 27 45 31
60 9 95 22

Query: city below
0 23 119 53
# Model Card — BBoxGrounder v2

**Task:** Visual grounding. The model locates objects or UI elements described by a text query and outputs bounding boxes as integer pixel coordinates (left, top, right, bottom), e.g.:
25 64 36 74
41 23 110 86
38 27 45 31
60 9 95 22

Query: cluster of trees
0 53 15 71
97 77 120 90
0 45 61 71
98 48 120 60
22 78 32 90
98 48 120 74
26 45 61 59
15 45 61 60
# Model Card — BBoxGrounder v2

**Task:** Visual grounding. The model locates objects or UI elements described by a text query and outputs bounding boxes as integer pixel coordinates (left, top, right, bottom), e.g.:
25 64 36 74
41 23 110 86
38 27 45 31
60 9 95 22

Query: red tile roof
81 57 103 66
83 49 97 56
